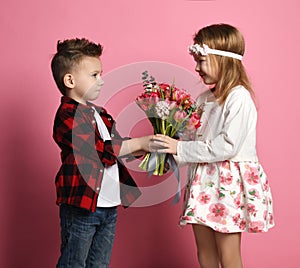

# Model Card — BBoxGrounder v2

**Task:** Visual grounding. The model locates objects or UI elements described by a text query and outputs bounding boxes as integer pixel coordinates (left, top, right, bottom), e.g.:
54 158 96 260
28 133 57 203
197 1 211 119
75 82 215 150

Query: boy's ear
63 73 75 89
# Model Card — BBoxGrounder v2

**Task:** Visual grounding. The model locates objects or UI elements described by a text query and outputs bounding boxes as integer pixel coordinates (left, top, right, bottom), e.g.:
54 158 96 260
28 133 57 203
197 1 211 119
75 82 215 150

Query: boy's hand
139 135 168 152
119 135 156 156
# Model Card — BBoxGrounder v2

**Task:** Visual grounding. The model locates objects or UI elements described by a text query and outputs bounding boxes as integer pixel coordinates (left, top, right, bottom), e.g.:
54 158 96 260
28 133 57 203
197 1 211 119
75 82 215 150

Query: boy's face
66 56 104 104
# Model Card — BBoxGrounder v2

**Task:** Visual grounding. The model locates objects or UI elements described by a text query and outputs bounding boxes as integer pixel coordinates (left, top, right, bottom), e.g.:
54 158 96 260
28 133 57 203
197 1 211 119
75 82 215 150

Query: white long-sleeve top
177 85 258 163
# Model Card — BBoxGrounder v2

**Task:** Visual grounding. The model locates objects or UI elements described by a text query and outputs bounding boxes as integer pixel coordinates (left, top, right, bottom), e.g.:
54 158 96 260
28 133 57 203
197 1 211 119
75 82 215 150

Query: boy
51 38 152 267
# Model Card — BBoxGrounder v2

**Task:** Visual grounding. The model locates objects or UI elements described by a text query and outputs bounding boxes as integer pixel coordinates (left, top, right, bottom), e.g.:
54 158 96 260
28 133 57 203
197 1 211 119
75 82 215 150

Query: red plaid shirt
53 96 141 212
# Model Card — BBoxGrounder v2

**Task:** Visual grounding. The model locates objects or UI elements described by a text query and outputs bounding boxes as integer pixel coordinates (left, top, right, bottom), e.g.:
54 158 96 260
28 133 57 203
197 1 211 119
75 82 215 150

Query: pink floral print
207 203 229 223
244 166 260 185
180 161 275 233
197 192 211 204
220 173 233 185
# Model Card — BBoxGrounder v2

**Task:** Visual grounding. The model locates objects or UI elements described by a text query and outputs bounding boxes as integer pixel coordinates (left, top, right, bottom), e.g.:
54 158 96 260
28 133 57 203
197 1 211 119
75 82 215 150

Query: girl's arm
154 89 257 163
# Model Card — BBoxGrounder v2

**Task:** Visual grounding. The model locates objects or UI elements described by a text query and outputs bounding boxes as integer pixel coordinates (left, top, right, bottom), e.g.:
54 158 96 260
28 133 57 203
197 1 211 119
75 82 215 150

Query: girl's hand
151 134 178 155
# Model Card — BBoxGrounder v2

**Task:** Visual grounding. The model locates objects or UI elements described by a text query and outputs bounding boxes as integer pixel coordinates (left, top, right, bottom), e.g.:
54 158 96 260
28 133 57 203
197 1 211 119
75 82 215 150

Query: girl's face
194 55 219 85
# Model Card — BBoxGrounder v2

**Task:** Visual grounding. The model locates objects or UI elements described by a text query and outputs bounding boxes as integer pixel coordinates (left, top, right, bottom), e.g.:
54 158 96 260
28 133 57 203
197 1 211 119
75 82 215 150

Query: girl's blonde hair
194 24 254 105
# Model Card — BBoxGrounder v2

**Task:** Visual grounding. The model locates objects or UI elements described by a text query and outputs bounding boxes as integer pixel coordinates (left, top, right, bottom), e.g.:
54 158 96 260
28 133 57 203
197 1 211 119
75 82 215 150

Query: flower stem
162 120 166 135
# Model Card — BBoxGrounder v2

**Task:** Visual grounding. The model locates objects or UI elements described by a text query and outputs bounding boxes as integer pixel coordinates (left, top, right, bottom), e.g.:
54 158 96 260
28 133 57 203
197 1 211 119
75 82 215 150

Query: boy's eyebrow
90 69 103 74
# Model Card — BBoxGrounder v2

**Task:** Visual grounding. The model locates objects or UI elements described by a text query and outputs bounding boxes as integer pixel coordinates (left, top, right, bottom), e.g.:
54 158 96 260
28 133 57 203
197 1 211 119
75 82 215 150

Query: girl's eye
92 73 98 78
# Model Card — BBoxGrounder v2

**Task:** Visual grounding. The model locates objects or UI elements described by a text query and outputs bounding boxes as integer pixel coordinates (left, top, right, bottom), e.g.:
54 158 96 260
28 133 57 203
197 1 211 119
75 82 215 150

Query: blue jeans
56 204 118 268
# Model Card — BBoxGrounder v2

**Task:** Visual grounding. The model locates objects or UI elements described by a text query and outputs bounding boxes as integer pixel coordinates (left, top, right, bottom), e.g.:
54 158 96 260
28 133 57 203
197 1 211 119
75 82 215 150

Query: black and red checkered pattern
53 96 141 212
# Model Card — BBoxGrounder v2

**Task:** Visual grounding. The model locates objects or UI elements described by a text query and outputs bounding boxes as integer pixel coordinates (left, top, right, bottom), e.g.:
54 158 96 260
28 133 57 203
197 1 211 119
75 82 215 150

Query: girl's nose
195 62 201 72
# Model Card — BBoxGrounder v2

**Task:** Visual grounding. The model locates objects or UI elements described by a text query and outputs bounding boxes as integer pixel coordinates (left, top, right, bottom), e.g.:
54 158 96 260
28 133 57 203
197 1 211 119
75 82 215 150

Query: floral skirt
180 161 275 233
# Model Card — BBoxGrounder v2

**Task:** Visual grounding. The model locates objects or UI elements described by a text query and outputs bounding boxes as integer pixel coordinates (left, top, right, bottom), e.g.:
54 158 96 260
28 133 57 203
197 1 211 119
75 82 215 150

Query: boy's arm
118 137 152 157
53 109 119 166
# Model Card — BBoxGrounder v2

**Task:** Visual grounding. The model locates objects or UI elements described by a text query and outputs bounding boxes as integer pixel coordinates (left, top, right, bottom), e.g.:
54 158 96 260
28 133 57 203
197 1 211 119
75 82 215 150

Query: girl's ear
63 73 75 89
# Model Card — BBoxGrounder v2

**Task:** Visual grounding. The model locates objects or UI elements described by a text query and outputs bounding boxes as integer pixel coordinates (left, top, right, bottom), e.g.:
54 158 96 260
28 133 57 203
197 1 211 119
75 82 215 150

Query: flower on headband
188 44 208 56
188 43 243 61
188 44 201 55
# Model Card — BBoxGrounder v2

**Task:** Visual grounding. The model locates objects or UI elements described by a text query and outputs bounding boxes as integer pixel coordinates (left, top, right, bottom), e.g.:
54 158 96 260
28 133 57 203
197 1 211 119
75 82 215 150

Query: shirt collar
61 96 104 113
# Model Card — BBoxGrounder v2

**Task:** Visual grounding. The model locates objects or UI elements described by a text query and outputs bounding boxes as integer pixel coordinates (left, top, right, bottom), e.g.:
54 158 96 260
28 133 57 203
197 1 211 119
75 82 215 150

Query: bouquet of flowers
136 71 201 176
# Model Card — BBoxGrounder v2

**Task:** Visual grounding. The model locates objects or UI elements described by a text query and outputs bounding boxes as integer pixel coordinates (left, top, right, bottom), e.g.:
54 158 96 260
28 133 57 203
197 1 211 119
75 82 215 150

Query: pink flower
197 192 211 204
233 213 246 230
207 203 229 223
220 173 233 185
174 110 187 122
249 221 265 233
239 219 246 230
246 204 257 216
234 193 243 209
233 213 241 224
172 88 189 103
244 167 260 185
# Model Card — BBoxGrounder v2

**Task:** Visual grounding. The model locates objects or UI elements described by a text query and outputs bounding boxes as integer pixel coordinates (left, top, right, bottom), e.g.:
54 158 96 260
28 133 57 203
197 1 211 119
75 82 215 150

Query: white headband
189 43 243 61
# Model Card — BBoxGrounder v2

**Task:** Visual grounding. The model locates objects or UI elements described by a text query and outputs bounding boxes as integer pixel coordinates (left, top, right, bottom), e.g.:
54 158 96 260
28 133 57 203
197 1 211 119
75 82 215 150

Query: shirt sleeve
177 89 257 163
53 108 118 166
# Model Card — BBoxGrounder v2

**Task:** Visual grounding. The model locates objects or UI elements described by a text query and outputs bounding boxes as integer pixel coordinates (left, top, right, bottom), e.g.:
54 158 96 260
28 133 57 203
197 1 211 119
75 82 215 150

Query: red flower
186 112 201 130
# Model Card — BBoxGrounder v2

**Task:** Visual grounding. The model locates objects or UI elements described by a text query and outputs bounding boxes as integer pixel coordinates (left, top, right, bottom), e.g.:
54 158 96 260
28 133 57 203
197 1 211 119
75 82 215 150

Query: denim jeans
56 204 118 268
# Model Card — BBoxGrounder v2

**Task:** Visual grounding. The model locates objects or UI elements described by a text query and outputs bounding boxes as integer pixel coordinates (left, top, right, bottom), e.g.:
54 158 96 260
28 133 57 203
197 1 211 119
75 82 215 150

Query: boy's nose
97 77 104 86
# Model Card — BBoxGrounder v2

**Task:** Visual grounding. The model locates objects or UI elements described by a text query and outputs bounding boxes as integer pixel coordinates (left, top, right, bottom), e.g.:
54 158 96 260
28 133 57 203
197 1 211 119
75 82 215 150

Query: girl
153 24 274 267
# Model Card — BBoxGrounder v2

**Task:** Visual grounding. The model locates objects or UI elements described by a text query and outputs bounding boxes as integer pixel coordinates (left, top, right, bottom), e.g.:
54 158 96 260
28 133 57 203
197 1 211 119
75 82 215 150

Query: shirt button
100 169 103 173
92 120 96 124
111 134 114 137
96 187 100 191
108 118 111 121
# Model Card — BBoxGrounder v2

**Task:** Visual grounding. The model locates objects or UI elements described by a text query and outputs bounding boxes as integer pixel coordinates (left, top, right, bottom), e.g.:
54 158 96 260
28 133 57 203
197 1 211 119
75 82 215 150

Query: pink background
1 0 299 267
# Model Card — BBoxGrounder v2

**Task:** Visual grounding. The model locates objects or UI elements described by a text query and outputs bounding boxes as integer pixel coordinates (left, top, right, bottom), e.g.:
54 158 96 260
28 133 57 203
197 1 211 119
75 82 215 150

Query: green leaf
249 190 256 196
219 193 225 198
187 211 194 216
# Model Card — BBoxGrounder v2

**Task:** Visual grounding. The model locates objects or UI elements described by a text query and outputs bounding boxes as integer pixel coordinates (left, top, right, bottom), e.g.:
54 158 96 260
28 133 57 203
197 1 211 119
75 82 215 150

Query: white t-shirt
92 107 121 207
177 86 258 163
